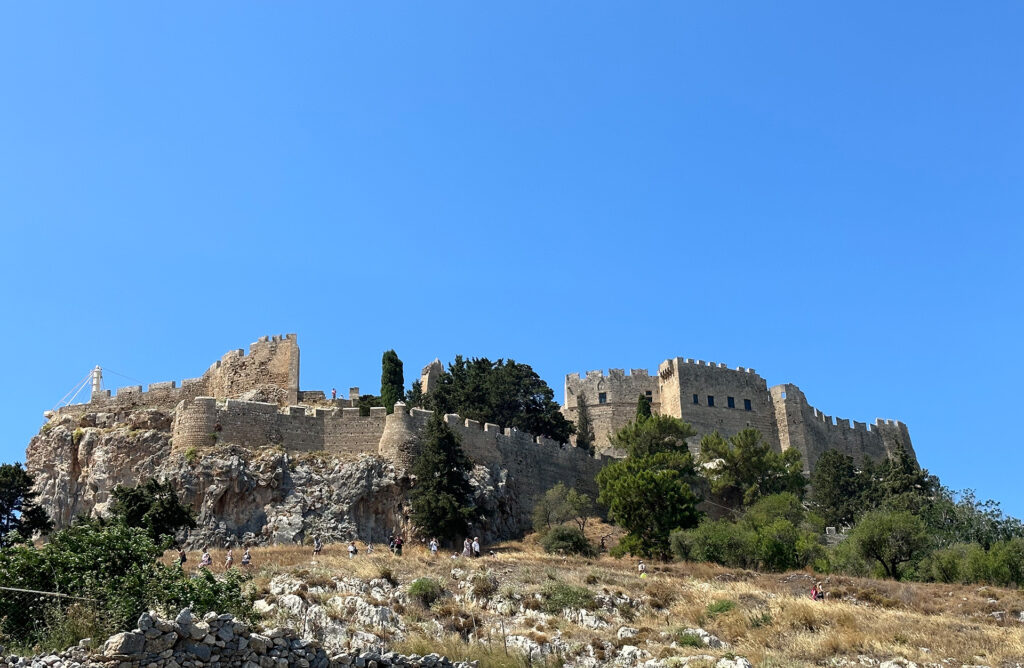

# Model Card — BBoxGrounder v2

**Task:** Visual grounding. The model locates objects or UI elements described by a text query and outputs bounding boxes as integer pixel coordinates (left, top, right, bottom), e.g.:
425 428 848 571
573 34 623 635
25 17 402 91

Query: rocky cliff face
27 408 525 547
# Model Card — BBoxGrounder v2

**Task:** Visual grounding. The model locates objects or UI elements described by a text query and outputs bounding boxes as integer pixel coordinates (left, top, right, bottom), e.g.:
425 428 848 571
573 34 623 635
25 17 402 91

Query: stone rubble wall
0 609 475 668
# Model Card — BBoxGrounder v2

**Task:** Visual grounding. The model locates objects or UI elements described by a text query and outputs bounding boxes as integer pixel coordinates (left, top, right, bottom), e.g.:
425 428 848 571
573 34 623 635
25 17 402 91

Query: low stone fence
0 609 475 668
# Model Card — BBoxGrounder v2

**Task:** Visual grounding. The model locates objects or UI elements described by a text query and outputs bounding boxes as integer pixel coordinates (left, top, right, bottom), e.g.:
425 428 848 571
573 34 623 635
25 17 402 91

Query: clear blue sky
1 4 1021 515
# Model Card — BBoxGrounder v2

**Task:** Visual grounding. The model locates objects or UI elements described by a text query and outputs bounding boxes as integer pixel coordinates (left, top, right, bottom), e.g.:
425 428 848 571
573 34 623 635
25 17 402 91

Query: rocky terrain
27 408 523 547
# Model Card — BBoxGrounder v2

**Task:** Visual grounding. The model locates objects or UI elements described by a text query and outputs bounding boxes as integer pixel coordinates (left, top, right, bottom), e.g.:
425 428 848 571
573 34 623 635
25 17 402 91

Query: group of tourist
178 546 253 571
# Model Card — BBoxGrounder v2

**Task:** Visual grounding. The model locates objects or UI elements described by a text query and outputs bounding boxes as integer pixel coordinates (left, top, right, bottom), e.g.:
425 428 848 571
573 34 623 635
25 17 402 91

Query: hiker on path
199 549 212 569
472 537 481 558
462 538 472 557
429 537 439 557
177 548 187 567
638 560 647 578
224 549 234 570
393 535 403 556
348 541 357 559
312 536 323 557
241 548 252 568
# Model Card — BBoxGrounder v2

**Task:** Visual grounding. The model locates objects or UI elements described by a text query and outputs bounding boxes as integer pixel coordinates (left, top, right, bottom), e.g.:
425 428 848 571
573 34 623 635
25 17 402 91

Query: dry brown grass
163 538 1024 666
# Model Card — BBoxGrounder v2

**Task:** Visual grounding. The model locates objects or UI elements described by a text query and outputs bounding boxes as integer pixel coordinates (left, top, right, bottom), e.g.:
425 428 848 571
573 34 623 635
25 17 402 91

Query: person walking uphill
462 538 472 557
312 536 323 558
472 537 481 558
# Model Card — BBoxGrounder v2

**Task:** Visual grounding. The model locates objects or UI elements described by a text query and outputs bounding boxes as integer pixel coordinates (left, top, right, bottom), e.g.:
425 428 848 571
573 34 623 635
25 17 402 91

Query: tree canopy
109 478 196 545
699 428 806 509
609 413 696 459
0 462 52 547
427 356 575 443
574 392 595 454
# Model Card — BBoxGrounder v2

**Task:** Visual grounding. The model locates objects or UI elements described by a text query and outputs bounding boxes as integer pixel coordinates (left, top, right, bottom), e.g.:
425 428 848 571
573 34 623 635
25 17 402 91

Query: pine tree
409 412 475 543
575 392 595 453
636 394 653 420
380 349 405 414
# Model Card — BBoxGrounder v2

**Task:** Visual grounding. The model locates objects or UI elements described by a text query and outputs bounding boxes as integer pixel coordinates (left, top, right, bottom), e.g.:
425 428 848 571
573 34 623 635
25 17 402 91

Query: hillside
178 532 1024 668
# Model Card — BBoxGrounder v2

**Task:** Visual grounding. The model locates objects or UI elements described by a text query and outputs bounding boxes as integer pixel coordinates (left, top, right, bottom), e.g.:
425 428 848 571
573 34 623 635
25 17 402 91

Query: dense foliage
380 349 405 414
541 525 596 556
0 518 252 651
409 412 476 544
532 482 594 534
110 478 197 545
0 462 52 547
699 428 806 509
426 356 575 443
671 493 824 572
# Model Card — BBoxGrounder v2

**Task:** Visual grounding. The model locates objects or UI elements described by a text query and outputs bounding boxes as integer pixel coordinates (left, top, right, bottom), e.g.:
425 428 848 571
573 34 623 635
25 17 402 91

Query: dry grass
164 537 1024 666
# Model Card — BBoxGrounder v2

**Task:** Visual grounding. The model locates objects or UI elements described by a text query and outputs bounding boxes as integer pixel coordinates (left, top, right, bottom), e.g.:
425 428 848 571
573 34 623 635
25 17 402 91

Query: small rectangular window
727 396 735 409
645 390 653 398
707 395 715 407
744 399 752 411
598 392 607 404
692 394 699 405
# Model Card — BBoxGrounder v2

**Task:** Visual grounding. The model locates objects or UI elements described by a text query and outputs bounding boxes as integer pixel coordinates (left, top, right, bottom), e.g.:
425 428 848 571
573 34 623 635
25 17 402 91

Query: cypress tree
380 349 405 414
636 393 653 421
409 412 475 543
575 392 595 453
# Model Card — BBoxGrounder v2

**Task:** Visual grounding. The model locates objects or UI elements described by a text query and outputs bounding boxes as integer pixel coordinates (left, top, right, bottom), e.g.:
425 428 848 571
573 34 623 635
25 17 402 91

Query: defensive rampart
382 404 607 504
172 396 386 455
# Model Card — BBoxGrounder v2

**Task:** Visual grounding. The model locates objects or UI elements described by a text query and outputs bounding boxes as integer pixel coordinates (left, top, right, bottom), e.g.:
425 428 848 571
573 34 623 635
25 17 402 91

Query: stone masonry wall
770 384 915 471
562 369 660 452
564 356 916 471
383 407 608 509
171 397 386 455
658 357 780 455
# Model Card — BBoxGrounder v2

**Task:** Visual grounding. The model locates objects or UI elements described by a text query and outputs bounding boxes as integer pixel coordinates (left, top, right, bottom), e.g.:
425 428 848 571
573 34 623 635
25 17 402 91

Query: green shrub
184 447 198 464
72 428 85 446
408 578 444 607
541 526 596 557
541 582 596 613
676 631 704 647
705 599 736 616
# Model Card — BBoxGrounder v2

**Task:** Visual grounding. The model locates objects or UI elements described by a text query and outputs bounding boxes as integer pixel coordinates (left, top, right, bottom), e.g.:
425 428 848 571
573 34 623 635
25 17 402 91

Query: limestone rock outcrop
27 409 524 546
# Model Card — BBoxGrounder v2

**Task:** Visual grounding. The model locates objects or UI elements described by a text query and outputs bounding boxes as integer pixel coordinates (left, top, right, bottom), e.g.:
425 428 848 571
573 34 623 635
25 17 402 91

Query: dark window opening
744 399 752 411
645 390 653 398
707 395 715 407
598 392 607 404
692 394 699 405
727 396 735 409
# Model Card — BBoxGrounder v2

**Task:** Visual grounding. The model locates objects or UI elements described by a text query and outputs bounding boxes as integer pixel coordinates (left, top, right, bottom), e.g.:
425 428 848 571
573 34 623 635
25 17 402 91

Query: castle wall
384 407 607 507
171 397 386 456
657 358 780 454
770 384 915 471
563 369 660 452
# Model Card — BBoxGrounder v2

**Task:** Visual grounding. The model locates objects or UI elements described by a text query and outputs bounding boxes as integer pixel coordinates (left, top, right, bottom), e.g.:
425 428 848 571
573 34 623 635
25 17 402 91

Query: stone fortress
48 334 605 508
563 358 914 470
32 334 917 543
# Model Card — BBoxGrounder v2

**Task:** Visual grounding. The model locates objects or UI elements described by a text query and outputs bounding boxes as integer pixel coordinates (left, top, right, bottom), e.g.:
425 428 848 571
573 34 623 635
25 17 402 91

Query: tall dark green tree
380 349 405 414
409 412 475 544
428 356 575 442
810 449 865 527
610 413 696 459
406 380 425 409
109 478 196 545
636 394 652 420
575 392 595 453
0 462 52 547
